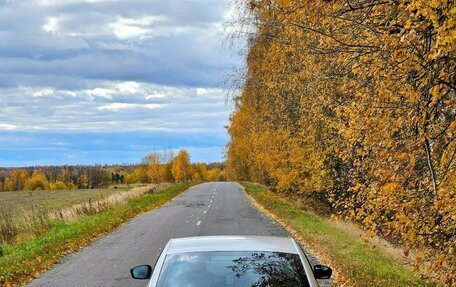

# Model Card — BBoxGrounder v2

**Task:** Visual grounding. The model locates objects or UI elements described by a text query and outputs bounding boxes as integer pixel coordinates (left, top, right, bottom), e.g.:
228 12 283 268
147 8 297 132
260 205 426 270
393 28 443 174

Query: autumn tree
163 161 174 182
192 163 208 181
207 168 223 181
4 169 29 191
58 166 76 189
227 0 455 283
0 176 5 192
78 174 90 189
50 180 67 191
24 169 50 191
125 166 149 184
161 150 175 182
144 152 166 183
172 149 193 182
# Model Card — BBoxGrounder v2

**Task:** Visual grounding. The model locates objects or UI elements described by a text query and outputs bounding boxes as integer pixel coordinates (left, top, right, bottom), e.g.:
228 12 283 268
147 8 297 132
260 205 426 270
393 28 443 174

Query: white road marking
210 200 212 203
208 205 211 208
203 211 207 214
196 221 201 226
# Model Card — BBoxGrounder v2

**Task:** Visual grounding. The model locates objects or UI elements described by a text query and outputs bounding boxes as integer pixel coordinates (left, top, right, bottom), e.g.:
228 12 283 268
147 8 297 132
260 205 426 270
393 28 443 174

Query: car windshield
156 251 310 287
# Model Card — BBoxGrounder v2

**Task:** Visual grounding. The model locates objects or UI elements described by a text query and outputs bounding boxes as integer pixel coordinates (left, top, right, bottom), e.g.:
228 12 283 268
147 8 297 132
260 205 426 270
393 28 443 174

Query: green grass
241 182 433 287
0 182 196 287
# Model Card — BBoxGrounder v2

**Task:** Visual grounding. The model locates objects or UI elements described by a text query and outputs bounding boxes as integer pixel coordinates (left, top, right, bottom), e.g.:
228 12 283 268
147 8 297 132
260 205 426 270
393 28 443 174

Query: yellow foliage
171 149 193 183
49 181 67 191
24 170 49 191
125 166 149 184
192 163 208 181
4 169 29 191
227 0 455 284
144 152 166 183
207 168 223 181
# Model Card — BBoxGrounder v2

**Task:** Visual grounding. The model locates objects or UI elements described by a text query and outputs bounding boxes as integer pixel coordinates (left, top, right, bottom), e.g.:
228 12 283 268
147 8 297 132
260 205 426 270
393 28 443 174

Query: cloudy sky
0 0 242 166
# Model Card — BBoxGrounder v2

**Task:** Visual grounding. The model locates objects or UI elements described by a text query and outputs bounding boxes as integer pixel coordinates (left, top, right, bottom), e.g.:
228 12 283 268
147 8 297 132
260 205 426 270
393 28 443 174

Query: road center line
196 221 201 226
203 211 207 214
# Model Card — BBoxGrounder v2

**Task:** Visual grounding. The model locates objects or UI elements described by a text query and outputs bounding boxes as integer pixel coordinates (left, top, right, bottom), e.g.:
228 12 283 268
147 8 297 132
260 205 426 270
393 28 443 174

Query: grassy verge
0 182 197 287
241 182 433 287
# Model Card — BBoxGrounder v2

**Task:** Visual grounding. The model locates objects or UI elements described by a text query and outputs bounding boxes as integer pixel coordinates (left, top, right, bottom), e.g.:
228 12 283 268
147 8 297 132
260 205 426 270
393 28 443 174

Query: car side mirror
313 264 332 279
130 265 152 280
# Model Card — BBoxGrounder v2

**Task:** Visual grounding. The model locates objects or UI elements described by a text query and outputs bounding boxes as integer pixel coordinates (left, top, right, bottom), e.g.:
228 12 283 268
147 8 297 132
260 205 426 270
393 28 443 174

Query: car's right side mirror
313 264 332 279
130 265 152 280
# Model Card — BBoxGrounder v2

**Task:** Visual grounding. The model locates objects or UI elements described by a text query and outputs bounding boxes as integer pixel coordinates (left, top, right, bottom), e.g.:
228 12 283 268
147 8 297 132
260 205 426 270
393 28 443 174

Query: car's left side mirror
130 265 152 280
313 264 332 279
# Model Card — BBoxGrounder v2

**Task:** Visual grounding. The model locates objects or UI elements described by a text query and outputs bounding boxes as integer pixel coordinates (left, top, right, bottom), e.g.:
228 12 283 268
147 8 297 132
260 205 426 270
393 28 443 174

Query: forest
0 149 224 192
226 0 454 284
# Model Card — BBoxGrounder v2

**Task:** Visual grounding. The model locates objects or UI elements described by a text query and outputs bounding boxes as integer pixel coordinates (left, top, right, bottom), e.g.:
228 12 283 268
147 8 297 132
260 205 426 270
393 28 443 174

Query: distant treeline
130 149 225 184
0 149 225 191
0 165 115 191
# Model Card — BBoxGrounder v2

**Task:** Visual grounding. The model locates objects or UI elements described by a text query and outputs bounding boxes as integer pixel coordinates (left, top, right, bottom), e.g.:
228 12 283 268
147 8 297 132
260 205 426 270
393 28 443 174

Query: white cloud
196 88 209 95
0 0 240 165
83 82 145 100
0 124 18 130
42 16 61 33
0 1 238 134
108 16 167 39
33 88 54 97
84 88 115 100
116 81 140 94
97 102 164 111
0 80 231 132
21 87 55 97
195 87 225 99
63 91 77 97
145 92 167 100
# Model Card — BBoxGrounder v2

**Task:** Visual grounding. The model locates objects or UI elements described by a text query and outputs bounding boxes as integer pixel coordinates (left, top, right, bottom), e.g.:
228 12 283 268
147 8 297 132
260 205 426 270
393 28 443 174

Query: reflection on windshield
156 251 310 287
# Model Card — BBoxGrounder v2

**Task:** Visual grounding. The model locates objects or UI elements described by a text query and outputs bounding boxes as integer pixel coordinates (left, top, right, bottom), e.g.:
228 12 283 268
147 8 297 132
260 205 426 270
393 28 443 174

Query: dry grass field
0 183 169 244
0 183 150 216
0 188 126 217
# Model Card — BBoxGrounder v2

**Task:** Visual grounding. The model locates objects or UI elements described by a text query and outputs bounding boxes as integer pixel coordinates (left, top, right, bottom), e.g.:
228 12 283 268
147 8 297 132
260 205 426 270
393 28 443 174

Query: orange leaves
227 0 455 284
171 150 192 183
3 169 29 191
380 182 403 195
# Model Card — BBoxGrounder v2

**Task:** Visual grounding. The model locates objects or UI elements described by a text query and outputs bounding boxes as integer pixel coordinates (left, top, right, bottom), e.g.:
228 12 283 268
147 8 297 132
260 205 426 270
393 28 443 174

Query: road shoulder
240 182 431 287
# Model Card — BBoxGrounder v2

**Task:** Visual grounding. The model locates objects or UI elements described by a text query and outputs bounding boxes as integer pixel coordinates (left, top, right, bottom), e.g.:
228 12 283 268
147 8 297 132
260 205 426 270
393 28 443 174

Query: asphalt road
27 182 330 287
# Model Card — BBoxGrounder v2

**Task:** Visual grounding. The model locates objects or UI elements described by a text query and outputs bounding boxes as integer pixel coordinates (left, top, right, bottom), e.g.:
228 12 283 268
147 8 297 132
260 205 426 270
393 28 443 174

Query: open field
0 188 127 217
0 183 149 217
0 184 168 244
